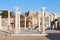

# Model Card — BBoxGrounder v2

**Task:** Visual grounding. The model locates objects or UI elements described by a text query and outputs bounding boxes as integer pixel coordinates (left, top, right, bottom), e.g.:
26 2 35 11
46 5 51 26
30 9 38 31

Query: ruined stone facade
0 10 60 29
22 10 60 29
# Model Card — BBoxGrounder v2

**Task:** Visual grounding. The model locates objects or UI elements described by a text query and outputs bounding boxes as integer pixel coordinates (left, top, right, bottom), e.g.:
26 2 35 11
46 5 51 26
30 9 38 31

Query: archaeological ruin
0 7 60 36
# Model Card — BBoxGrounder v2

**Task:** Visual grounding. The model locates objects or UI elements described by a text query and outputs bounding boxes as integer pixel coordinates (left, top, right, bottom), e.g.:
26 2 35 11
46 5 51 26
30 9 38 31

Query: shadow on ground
46 33 60 40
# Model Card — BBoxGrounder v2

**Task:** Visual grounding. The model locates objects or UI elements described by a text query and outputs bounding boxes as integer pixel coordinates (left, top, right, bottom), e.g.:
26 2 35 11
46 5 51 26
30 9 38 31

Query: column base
10 34 48 36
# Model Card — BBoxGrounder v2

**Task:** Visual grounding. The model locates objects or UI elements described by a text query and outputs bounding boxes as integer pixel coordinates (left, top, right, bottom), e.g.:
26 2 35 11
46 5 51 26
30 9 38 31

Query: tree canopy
20 14 24 18
0 10 24 18
1 10 13 18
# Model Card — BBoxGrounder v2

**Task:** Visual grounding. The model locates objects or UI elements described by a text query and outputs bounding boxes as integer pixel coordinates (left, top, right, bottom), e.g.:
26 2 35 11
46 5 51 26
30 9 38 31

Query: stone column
8 10 10 29
24 16 26 29
18 12 20 31
38 15 41 31
0 16 1 29
32 17 34 29
14 7 20 33
53 13 58 29
28 19 32 29
41 7 45 34
51 14 54 29
48 15 51 28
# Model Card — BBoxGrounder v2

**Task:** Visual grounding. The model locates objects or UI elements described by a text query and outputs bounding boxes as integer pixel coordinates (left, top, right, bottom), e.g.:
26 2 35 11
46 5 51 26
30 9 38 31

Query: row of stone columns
7 7 50 34
47 13 58 29
7 7 46 34
3 7 53 34
0 7 59 35
4 7 21 34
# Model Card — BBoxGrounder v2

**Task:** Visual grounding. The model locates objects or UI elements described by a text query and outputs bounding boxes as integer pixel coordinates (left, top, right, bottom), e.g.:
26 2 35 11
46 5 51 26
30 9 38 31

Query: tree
20 15 24 18
1 10 12 18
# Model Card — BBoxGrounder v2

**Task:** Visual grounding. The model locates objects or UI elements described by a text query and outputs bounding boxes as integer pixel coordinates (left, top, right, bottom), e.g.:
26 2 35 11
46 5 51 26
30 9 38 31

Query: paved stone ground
0 30 60 40
19 28 41 34
46 30 60 40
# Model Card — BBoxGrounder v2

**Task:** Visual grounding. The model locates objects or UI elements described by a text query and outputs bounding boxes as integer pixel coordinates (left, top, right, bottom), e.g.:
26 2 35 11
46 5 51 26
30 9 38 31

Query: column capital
14 7 19 10
41 7 46 10
8 10 10 12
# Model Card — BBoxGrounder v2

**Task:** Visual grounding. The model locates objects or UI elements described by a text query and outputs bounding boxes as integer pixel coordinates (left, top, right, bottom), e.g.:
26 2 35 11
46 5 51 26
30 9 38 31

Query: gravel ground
0 30 60 40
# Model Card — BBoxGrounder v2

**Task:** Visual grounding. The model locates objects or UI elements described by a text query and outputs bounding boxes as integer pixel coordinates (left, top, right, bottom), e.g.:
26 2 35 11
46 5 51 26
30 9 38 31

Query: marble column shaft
0 16 1 28
41 7 45 34
18 12 20 31
48 16 51 28
15 7 20 33
24 16 26 29
38 15 40 31
8 10 10 29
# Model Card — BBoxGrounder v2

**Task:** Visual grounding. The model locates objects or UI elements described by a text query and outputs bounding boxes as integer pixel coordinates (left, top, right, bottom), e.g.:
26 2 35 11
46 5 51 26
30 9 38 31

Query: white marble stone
8 10 10 30
0 16 1 29
24 16 26 29
38 15 41 31
48 16 51 28
14 7 20 33
41 7 45 34
18 12 20 31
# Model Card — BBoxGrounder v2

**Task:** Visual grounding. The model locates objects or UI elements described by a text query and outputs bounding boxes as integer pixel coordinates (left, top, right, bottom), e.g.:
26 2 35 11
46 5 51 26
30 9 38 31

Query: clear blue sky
0 0 60 14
